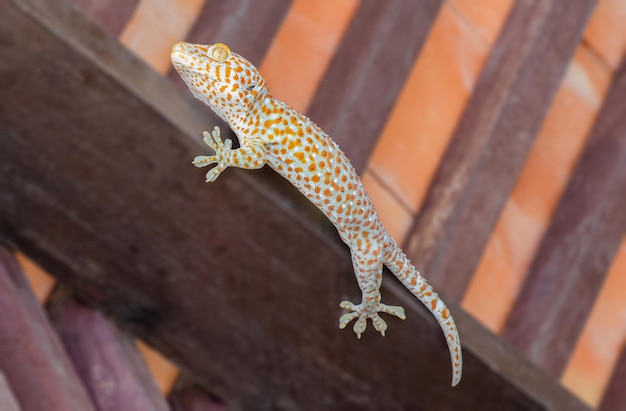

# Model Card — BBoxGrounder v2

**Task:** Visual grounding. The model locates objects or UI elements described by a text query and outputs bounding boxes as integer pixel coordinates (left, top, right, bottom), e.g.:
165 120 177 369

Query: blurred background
1 0 625 410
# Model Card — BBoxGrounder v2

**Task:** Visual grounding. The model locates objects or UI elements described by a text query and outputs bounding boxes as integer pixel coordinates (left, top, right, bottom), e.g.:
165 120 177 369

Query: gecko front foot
192 126 233 182
338 300 406 338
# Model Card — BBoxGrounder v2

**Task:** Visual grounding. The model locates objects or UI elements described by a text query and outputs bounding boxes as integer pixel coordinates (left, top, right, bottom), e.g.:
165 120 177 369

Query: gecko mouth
170 42 201 72
170 42 189 65
171 41 185 55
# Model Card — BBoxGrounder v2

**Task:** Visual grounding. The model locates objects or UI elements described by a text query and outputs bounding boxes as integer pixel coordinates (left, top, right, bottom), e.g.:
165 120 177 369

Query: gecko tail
383 235 463 387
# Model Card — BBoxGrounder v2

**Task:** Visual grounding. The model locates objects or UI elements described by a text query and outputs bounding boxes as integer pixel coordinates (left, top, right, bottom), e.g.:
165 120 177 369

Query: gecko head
171 42 267 122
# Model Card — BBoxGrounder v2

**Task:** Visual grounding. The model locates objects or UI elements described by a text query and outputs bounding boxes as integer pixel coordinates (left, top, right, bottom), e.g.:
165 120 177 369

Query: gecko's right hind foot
338 300 406 338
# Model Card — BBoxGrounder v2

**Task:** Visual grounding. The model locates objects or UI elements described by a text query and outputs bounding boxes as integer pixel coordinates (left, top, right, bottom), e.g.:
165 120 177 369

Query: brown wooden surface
0 373 21 411
170 379 228 411
403 0 596 301
306 0 443 172
48 290 170 411
599 345 626 411
66 0 138 37
0 247 95 411
168 0 292 87
0 0 589 409
502 58 626 377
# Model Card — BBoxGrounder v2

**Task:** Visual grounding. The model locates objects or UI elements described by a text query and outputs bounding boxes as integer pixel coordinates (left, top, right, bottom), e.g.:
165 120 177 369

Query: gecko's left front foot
339 301 406 338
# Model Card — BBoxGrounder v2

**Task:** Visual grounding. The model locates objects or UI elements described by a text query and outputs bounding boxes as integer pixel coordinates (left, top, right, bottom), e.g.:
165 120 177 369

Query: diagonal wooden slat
306 0 443 173
0 373 21 411
599 345 626 411
502 59 626 377
66 0 138 37
168 0 292 87
402 0 597 302
0 0 590 409
169 378 228 411
0 247 95 411
48 291 170 411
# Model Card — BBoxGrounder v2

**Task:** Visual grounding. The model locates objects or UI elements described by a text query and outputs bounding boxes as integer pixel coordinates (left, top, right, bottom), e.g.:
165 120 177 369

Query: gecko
171 42 462 386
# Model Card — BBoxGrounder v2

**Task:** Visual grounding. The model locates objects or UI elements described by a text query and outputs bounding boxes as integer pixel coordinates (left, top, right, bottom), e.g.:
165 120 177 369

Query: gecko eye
210 43 230 62
245 84 256 91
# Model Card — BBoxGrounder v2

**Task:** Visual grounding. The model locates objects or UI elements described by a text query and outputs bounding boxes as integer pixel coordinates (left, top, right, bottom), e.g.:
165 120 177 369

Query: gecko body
171 42 462 386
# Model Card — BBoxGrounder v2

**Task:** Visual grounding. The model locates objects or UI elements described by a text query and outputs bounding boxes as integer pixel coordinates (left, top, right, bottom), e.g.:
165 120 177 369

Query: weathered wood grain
403 0 596 301
306 0 442 172
0 373 21 411
66 0 138 37
502 58 626 377
48 290 170 411
599 345 626 411
0 0 589 409
169 378 228 411
0 247 95 411
168 0 292 88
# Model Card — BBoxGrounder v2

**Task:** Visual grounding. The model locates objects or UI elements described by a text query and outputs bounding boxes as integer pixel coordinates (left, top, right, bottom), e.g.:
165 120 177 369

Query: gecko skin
171 42 462 386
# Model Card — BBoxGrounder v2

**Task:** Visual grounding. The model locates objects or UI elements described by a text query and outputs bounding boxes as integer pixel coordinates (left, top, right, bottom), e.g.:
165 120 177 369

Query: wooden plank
306 0 443 172
168 0 292 87
403 0 596 301
47 290 170 411
599 346 626 411
169 378 227 411
502 59 626 377
0 0 589 409
0 373 21 411
66 0 138 37
0 247 95 411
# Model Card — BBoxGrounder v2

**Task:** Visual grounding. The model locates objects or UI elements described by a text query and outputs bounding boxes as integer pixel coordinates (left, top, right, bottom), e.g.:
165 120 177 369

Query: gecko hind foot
338 301 406 338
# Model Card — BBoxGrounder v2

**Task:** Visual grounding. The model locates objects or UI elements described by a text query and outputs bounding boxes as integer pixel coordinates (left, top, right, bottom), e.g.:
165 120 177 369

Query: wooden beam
0 0 589 408
403 0 596 301
66 0 138 37
502 59 626 377
168 0 292 87
599 345 626 411
48 290 170 411
306 0 443 172
0 373 21 411
169 378 228 411
0 247 95 411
